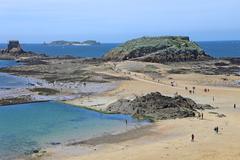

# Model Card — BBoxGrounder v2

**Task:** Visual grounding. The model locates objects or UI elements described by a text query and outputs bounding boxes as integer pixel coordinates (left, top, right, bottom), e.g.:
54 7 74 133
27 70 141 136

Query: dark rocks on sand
196 104 216 110
106 92 201 121
50 142 61 145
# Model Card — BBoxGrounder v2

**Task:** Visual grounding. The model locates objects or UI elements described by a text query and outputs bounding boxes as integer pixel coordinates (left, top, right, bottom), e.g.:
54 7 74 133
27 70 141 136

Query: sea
0 43 119 58
197 41 240 58
0 41 240 58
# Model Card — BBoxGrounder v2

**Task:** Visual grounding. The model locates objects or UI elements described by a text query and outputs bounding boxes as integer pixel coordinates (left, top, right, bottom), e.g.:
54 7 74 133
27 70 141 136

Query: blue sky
0 0 239 43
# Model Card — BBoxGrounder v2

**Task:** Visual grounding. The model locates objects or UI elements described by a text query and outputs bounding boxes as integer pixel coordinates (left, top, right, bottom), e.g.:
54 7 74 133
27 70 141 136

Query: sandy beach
1 1 240 159
29 60 239 160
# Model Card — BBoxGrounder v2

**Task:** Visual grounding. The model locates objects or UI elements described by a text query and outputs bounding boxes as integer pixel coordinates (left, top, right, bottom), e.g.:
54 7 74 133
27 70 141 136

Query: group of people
204 88 210 93
171 81 176 87
185 86 196 94
184 86 213 95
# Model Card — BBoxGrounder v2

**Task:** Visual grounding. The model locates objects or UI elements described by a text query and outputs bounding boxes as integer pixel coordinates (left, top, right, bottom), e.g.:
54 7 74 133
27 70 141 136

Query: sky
0 0 239 43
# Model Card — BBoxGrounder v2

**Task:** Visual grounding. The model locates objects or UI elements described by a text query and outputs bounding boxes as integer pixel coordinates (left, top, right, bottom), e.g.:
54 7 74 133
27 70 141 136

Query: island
104 36 212 63
47 40 100 46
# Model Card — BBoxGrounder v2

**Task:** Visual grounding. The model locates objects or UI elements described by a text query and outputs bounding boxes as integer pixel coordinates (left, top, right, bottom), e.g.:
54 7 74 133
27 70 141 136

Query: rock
217 114 226 118
0 95 33 106
32 149 39 154
0 40 44 59
209 112 226 118
104 36 212 63
7 40 24 54
50 142 61 145
196 104 216 110
106 92 200 121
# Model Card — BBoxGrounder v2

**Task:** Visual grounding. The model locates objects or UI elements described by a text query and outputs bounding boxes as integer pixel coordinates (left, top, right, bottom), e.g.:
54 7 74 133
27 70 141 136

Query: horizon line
1 39 240 44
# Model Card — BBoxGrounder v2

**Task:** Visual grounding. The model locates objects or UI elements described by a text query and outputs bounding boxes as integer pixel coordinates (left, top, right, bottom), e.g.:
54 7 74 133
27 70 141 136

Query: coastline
0 57 240 160
40 60 240 160
41 81 240 160
34 120 153 160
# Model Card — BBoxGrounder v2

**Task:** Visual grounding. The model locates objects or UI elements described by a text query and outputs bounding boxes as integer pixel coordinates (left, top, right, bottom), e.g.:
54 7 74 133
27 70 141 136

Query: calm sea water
197 41 240 58
1 41 240 58
0 43 119 58
0 73 29 89
0 101 145 160
0 60 17 68
0 60 29 89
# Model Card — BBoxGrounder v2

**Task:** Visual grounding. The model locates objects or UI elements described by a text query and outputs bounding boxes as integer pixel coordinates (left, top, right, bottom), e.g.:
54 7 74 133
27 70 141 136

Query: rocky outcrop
0 95 33 106
104 36 212 63
0 41 44 60
0 40 26 56
106 92 211 121
7 40 24 54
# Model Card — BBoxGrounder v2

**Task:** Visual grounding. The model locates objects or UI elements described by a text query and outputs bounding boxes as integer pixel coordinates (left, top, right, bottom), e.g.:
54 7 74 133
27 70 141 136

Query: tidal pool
0 101 146 159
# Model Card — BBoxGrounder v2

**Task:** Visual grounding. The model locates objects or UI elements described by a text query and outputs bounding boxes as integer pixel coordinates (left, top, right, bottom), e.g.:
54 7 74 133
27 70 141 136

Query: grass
107 36 202 56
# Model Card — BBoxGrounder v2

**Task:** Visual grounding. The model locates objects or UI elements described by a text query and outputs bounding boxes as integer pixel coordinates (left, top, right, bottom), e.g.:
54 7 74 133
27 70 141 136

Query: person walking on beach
214 126 219 134
234 104 236 109
201 113 204 120
198 113 201 119
125 119 128 128
192 86 196 91
191 134 195 142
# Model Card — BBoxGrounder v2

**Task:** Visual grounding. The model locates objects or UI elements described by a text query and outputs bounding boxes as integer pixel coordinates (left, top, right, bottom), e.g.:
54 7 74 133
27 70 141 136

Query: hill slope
104 36 212 63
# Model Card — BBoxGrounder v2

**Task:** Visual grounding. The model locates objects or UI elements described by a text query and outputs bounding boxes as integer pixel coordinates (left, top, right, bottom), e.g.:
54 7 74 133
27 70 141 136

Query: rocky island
48 40 100 46
104 36 212 63
0 40 45 60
